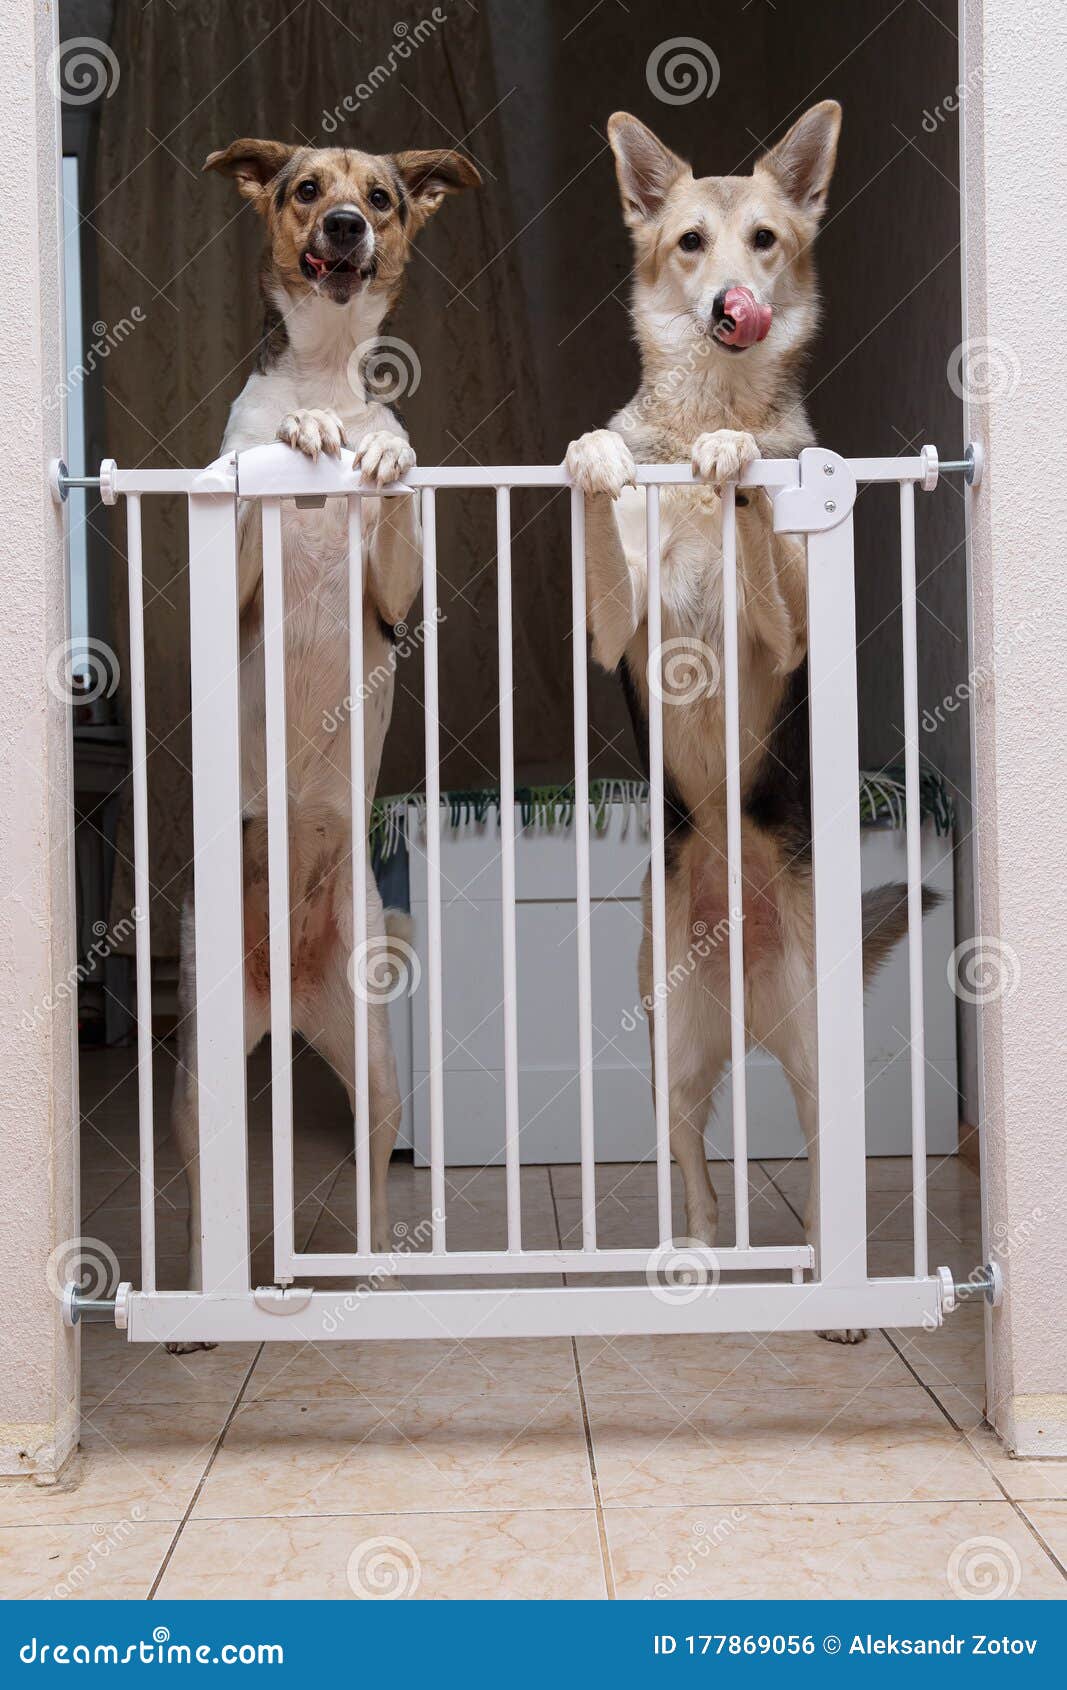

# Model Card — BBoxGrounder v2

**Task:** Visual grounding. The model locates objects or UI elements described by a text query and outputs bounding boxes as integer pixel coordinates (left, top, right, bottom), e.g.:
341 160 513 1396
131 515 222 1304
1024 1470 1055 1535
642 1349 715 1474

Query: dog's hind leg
301 887 406 1257
640 912 729 1245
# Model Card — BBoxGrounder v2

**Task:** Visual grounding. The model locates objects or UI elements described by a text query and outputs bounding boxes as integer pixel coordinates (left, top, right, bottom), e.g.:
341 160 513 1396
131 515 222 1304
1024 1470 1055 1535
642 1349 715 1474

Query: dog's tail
861 883 944 986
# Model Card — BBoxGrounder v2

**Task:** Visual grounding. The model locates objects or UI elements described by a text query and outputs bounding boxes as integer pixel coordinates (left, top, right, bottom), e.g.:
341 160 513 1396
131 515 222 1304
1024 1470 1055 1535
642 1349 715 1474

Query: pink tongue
305 252 328 278
719 286 772 348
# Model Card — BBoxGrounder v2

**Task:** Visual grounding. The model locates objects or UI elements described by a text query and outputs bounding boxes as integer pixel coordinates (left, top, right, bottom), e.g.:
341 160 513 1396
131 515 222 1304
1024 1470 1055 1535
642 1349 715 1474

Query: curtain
93 0 619 956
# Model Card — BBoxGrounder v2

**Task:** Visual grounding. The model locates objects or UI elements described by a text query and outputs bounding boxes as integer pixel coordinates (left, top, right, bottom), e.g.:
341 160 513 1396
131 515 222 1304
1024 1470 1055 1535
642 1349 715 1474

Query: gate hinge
772 448 857 535
937 1262 1003 1315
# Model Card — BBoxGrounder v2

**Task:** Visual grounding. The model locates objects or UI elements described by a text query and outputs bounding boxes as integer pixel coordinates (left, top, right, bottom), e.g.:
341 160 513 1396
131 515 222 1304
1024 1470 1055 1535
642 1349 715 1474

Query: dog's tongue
305 252 328 279
719 287 772 348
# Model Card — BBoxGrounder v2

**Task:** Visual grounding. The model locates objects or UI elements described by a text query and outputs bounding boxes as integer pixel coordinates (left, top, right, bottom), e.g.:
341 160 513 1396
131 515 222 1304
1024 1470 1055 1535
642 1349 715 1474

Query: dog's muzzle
302 207 373 285
710 286 773 350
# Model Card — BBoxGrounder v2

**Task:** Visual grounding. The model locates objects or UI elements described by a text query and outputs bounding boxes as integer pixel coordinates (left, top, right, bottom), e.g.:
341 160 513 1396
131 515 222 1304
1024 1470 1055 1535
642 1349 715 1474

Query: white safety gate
58 442 997 1346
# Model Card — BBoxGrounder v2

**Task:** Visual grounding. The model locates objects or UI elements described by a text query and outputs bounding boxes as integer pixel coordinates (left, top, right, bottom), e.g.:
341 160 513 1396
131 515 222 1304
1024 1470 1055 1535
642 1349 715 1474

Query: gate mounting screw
938 1261 1004 1315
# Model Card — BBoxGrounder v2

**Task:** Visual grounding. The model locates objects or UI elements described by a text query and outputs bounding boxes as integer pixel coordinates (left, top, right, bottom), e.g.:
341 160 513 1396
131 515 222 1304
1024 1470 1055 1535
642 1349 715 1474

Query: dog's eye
295 179 319 203
679 231 703 253
368 188 391 212
753 227 776 249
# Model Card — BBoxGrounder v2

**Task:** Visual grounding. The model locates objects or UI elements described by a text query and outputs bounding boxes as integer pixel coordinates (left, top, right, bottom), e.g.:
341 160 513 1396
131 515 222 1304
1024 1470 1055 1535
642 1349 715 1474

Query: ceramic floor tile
555 1189 803 1253
0 1403 227 1526
931 1384 989 1433
246 1337 576 1404
1019 1503 1067 1568
311 1163 560 1258
605 1500 1065 1599
889 1306 986 1392
81 1322 257 1410
967 1428 1067 1501
194 1392 593 1520
0 1521 175 1600
158 1509 606 1599
761 1156 977 1197
576 1330 917 1400
588 1384 999 1507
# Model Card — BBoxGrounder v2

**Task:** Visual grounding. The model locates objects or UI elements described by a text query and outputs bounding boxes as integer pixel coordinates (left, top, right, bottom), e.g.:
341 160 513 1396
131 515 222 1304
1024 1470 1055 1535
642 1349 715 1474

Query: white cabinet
402 804 957 1164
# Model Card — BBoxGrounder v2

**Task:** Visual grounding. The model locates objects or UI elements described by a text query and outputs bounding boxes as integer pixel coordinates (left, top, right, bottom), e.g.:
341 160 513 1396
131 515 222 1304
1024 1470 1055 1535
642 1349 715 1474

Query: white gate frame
58 443 998 1346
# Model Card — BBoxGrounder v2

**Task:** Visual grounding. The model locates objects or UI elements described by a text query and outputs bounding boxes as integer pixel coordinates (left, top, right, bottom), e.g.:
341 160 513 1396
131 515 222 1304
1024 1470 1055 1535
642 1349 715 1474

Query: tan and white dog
566 102 913 1340
170 140 479 1322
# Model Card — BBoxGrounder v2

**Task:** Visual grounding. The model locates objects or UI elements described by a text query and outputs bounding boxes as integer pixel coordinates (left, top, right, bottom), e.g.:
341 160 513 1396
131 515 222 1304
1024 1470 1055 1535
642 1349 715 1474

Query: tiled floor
3 1046 1066 1600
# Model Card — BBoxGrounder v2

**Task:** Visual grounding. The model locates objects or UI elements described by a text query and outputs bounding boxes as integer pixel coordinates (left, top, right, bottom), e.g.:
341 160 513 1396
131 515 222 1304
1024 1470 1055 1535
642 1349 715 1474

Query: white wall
962 0 1067 1454
0 0 80 1475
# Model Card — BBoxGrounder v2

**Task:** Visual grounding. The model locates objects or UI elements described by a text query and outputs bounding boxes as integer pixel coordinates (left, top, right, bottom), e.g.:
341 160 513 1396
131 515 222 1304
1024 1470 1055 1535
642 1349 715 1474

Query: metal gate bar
124 493 156 1294
64 443 985 1342
720 482 751 1249
347 494 372 1261
644 483 673 1248
570 487 598 1251
496 486 522 1251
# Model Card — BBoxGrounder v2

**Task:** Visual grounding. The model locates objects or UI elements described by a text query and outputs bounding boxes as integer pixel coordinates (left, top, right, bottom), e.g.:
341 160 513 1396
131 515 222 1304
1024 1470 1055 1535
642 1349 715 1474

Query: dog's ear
203 139 297 207
607 113 689 226
393 149 482 227
756 101 841 219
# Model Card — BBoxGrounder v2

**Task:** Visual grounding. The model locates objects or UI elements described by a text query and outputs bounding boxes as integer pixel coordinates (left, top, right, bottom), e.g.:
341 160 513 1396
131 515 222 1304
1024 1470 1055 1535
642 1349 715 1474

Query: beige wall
0 0 80 1476
962 0 1067 1454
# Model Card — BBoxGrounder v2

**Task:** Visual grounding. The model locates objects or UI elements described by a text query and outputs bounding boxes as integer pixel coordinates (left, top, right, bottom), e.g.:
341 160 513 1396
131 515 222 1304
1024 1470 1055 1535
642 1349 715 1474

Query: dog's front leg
354 430 423 627
691 430 806 674
565 430 644 670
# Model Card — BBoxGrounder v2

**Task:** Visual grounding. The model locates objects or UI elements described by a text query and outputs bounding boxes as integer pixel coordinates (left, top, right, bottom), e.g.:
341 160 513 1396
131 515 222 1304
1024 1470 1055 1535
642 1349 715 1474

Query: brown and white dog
566 102 914 1341
170 141 479 1324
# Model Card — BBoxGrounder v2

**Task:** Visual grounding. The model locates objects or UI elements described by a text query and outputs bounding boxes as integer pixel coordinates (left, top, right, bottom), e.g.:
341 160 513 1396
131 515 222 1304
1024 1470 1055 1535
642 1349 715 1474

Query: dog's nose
711 288 730 324
323 208 367 249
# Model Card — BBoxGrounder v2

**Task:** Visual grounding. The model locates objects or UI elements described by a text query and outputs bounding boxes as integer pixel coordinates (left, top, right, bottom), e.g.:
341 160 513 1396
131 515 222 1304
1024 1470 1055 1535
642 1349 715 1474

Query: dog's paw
165 1340 218 1356
353 429 415 486
566 429 637 499
277 407 346 460
692 428 760 491
817 1328 869 1346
